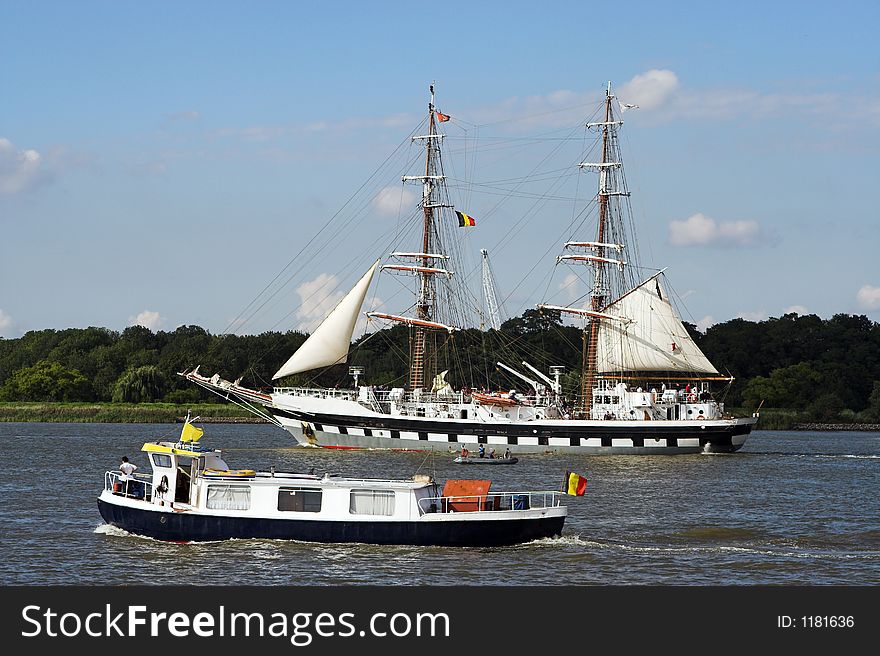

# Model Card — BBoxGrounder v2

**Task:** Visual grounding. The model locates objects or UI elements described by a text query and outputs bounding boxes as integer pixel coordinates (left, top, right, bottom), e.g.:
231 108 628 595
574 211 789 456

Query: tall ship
186 83 757 454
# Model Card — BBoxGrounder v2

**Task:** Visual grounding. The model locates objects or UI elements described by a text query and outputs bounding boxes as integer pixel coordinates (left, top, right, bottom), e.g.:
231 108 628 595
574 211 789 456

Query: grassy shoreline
0 402 260 423
0 402 878 430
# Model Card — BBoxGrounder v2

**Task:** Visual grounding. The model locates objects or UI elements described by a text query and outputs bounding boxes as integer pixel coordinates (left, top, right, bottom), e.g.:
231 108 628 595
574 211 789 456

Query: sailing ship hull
97 497 565 546
271 406 756 455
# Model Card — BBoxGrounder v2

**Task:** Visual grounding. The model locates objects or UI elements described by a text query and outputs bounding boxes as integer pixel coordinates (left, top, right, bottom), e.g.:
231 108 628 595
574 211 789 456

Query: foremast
366 84 457 393
411 86 439 390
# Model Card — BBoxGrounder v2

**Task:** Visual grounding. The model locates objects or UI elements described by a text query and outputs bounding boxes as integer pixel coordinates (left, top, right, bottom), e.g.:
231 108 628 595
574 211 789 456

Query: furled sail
272 261 380 380
431 369 454 396
596 274 719 374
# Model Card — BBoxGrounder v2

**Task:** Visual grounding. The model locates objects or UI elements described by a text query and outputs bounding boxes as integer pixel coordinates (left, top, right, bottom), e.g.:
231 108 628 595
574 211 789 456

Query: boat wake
93 523 134 538
747 451 880 459
522 533 880 560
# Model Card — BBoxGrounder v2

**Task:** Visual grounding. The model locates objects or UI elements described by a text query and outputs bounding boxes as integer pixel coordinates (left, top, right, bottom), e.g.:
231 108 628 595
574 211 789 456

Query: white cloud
559 273 581 301
856 284 880 311
783 305 809 315
669 212 761 247
295 273 344 332
0 309 14 337
373 186 416 218
696 315 715 333
0 137 47 195
128 310 165 331
617 69 680 110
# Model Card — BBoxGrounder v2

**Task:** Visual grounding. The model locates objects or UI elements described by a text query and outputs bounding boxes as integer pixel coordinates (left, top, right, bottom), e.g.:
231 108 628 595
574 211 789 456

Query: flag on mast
563 471 587 496
455 210 476 227
436 111 450 122
180 413 204 443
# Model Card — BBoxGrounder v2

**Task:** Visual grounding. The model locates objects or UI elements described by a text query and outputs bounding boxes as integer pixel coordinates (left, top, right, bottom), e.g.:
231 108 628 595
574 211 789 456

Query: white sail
272 261 380 380
596 274 719 374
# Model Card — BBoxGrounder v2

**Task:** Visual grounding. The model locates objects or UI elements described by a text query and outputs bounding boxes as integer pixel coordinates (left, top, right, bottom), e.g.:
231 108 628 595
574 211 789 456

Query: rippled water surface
1 423 878 585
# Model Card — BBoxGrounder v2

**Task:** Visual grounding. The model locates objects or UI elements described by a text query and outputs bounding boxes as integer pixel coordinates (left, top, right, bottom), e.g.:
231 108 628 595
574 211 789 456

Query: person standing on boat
119 456 137 496
478 444 485 458
504 448 511 460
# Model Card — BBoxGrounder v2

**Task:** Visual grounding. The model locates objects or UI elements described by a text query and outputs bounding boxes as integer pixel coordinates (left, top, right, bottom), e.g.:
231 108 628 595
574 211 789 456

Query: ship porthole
159 516 167 524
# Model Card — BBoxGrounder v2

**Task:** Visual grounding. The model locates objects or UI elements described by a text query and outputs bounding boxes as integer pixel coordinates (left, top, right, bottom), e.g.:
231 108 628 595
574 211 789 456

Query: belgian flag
455 210 476 227
563 471 587 496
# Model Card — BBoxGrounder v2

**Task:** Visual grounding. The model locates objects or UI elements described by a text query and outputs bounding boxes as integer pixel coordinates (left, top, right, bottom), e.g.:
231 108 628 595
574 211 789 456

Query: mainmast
579 83 615 416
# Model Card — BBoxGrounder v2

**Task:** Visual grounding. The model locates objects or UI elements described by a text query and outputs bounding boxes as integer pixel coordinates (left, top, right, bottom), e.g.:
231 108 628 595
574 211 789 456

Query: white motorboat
97 421 567 546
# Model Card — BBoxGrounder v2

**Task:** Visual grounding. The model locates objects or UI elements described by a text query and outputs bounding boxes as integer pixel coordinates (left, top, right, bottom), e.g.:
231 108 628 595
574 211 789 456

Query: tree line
1 312 879 422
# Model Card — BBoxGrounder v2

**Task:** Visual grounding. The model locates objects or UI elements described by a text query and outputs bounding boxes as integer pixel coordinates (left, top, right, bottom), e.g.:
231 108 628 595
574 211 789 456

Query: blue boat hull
97 499 565 546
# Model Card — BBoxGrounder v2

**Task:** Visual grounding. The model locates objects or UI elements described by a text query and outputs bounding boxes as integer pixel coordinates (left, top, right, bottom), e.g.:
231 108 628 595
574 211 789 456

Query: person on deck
478 444 485 458
119 456 137 497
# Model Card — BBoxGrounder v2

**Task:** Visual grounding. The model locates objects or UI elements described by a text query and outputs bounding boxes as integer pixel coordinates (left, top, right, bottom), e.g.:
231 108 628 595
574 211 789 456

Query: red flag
436 111 450 122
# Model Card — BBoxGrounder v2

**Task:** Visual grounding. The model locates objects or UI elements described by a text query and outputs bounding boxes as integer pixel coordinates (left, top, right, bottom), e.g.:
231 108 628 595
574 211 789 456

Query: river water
0 423 877 585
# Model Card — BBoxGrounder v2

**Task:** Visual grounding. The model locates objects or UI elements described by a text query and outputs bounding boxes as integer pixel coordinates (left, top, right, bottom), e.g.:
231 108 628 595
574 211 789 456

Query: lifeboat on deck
471 391 522 407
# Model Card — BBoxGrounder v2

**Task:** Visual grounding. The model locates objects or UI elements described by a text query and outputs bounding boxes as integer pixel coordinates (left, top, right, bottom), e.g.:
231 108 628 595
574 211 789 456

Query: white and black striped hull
271 407 755 455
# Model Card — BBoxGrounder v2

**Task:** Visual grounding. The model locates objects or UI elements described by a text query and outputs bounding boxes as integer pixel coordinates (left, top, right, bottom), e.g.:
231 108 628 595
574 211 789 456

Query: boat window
349 489 396 516
206 484 251 511
151 453 172 468
278 487 322 513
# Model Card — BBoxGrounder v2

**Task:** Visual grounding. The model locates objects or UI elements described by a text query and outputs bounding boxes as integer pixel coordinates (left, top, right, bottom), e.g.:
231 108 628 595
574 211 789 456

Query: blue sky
2 0 879 338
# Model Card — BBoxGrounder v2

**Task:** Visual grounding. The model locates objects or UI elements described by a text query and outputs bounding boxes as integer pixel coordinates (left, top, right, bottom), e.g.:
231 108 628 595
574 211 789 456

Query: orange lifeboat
471 391 521 407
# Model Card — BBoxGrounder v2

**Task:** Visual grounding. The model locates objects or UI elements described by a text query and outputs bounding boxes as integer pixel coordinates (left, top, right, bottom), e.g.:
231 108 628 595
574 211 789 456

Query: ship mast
578 83 615 417
368 85 458 389
411 85 439 391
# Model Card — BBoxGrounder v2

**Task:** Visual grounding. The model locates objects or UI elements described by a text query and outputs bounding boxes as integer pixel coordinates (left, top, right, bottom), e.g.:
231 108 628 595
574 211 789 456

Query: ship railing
272 387 360 401
104 470 153 502
417 491 564 515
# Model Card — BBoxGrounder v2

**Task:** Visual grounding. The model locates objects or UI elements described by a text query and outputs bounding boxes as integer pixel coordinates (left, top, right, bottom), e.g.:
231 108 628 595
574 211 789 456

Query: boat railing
417 490 564 515
104 470 153 501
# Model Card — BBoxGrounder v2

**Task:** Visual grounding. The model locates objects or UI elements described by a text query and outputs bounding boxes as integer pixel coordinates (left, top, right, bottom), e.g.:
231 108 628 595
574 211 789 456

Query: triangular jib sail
596 273 719 375
272 260 380 380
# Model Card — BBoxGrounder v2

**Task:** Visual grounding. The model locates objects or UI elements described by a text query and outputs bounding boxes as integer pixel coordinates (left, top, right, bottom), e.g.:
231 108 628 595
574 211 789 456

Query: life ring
688 393 697 403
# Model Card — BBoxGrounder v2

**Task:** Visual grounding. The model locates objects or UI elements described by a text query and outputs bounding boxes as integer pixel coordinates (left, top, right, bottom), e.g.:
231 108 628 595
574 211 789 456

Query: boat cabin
106 441 453 520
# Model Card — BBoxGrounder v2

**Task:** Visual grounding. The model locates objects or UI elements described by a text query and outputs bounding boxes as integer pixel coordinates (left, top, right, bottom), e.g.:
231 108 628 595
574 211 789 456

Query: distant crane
480 248 505 331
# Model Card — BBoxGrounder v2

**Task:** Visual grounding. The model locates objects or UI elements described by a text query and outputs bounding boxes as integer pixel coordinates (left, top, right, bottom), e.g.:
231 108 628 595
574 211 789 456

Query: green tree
0 360 92 401
112 365 168 403
741 362 823 409
858 381 880 422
